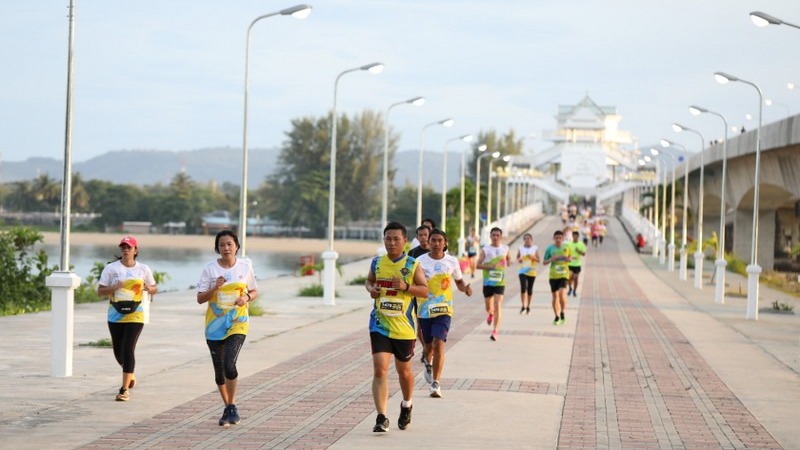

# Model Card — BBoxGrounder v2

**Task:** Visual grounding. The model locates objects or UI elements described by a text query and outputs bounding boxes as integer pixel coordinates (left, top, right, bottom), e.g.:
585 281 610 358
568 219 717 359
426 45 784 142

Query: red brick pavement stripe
557 226 783 450
81 263 544 449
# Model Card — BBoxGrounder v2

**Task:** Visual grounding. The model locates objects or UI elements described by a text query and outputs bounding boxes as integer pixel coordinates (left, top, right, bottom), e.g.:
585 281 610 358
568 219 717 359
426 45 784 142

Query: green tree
0 227 56 315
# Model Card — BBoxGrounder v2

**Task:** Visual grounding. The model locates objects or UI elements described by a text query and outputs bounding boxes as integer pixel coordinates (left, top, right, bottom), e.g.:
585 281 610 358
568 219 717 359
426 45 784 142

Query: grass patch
771 301 794 312
348 275 368 286
248 301 264 316
298 283 339 298
80 338 112 347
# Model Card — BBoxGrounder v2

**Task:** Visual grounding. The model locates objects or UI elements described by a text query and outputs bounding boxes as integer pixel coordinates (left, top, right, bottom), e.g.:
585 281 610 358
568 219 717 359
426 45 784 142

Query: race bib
378 297 404 317
111 279 143 314
428 302 451 317
554 265 567 275
488 270 504 283
216 291 239 310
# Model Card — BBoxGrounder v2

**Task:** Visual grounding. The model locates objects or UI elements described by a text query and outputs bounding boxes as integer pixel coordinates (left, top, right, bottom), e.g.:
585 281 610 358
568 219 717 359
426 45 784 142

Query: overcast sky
1 0 798 164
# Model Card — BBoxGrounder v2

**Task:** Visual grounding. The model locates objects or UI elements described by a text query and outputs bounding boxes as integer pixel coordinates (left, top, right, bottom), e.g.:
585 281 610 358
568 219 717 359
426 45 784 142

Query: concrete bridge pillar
733 208 776 270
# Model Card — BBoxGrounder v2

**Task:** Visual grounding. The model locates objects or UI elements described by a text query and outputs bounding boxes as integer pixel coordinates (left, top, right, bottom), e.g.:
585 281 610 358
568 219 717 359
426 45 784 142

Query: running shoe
490 330 498 341
486 313 493 325
115 387 129 402
519 307 525 315
525 307 531 315
567 288 573 296
558 318 566 326
429 381 442 398
227 404 241 425
373 414 389 432
424 359 433 384
218 405 231 426
553 318 560 326
398 404 413 430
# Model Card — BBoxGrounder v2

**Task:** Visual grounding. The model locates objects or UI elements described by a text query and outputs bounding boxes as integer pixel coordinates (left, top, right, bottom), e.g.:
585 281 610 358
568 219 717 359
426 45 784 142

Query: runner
466 228 480 278
476 227 511 341
408 225 431 259
516 233 540 315
566 230 587 297
416 229 472 398
543 230 571 325
365 221 429 432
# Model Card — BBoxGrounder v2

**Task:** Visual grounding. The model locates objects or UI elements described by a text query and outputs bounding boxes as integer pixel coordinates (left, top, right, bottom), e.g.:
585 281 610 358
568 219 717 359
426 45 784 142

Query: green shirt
566 241 587 267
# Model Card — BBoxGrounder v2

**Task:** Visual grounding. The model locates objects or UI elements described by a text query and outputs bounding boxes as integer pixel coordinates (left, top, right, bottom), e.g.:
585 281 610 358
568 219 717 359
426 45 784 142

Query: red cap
119 235 138 248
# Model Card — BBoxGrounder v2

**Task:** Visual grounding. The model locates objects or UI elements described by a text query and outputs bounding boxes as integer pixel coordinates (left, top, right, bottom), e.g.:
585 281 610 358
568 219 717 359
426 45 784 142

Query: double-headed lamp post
486 152 504 225
417 118 455 226
323 61 384 307
441 134 474 232
651 147 679 272
673 123 706 290
239 4 312 257
660 139 690 281
750 11 800 30
715 71 764 320
382 96 425 229
689 105 730 304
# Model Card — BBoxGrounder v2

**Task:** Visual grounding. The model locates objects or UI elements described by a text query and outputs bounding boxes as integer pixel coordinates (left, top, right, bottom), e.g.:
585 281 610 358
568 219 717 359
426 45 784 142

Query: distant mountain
2 147 464 190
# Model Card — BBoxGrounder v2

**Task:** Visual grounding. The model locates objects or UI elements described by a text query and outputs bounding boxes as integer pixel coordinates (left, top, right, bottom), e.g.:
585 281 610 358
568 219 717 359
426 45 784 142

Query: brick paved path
558 233 783 450
81 265 543 449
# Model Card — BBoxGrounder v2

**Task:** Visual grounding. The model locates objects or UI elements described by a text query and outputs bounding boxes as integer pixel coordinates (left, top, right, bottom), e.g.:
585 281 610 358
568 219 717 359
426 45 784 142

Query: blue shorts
419 316 451 343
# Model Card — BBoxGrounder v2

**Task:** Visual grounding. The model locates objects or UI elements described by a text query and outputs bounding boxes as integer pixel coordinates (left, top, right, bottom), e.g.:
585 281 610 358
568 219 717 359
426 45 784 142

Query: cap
119 235 138 248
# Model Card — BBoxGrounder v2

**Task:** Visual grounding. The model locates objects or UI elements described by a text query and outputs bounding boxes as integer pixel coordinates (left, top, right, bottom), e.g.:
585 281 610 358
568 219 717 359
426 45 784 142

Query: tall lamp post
661 139 691 281
645 155 661 260
441 134 473 232
651 147 679 272
473 146 494 242
458 144 471 256
750 11 800 30
417 118 455 226
323 62 384 307
689 105 730 304
715 71 764 320
239 4 312 257
486 152 503 225
673 123 706 290
382 96 425 229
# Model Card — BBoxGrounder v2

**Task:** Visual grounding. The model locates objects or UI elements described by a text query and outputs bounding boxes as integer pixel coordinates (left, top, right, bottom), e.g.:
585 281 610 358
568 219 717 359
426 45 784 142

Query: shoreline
41 232 381 256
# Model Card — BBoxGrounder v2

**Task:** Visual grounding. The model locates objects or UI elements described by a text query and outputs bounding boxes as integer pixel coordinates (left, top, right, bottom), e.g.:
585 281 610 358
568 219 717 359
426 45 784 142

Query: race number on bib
428 302 451 317
488 270 504 283
216 291 239 310
378 297 404 317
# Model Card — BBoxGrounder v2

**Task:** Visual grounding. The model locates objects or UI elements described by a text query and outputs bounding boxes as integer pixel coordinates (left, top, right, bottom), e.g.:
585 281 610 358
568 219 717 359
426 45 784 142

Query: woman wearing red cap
97 235 158 402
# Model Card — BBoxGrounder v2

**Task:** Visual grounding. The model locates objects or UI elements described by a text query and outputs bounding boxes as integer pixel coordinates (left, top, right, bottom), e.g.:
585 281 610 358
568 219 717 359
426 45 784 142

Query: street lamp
749 11 800 30
486 152 504 225
417 118 455 226
239 4 312 257
495 156 511 221
382 96 425 229
765 99 791 117
473 146 492 241
673 123 706 290
645 154 660 259
715 71 764 320
651 147 679 272
441 134 473 232
661 139 691 281
323 61 384 307
689 105 730 304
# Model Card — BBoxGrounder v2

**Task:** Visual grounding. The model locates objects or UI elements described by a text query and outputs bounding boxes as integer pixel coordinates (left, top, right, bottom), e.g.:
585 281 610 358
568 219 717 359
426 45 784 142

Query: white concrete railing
622 205 657 249
482 201 544 245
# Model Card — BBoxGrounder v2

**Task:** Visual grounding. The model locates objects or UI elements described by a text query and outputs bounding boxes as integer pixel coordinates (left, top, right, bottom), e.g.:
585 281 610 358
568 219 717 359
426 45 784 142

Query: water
40 244 363 292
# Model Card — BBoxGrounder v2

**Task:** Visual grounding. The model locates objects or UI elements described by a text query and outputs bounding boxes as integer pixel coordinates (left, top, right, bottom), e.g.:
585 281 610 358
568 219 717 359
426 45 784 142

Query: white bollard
714 258 726 304
693 252 704 289
47 271 81 377
746 264 761 320
322 250 339 306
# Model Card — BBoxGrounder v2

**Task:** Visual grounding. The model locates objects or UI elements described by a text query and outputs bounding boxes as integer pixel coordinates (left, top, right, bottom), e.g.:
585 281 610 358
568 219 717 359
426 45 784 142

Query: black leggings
108 322 144 373
519 274 536 296
207 334 247 386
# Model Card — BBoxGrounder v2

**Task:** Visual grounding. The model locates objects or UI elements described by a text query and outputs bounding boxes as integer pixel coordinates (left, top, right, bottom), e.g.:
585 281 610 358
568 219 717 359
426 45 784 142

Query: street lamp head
638 159 646 166
280 4 312 18
491 151 500 158
461 134 474 142
644 155 652 162
408 96 426 106
688 105 707 116
672 123 685 133
714 72 737 84
650 148 659 156
361 62 384 74
660 138 673 148
440 118 455 127
502 155 511 162
750 11 782 27
789 82 796 90
765 99 774 106
478 144 488 152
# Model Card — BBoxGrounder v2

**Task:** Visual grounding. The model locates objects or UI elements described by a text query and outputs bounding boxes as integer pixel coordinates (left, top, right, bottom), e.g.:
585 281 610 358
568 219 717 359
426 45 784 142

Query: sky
1 0 799 165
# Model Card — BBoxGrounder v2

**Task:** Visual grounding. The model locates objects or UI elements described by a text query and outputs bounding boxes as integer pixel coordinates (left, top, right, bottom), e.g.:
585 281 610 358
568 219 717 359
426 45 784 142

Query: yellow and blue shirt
544 244 571 280
416 253 462 319
481 244 509 287
369 253 419 340
197 259 258 340
517 245 539 278
99 260 155 324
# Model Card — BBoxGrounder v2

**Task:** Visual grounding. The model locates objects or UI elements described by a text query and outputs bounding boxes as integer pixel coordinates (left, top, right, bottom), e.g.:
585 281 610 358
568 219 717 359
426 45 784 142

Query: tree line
0 109 523 239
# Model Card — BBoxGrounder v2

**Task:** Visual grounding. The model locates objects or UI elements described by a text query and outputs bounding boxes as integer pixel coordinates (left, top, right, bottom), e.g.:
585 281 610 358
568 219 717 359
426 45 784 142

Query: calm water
40 244 365 292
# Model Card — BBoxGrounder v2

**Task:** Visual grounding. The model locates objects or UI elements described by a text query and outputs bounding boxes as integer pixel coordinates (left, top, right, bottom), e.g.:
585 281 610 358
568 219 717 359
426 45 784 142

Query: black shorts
482 285 506 298
467 251 477 257
549 278 568 292
569 266 582 274
370 332 415 362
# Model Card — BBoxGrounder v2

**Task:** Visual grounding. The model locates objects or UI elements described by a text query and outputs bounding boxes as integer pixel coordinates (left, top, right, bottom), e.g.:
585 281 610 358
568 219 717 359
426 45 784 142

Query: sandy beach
41 232 381 256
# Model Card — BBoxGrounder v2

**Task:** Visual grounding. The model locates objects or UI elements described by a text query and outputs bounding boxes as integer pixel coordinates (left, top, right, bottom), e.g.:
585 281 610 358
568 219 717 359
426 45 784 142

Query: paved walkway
1 217 797 449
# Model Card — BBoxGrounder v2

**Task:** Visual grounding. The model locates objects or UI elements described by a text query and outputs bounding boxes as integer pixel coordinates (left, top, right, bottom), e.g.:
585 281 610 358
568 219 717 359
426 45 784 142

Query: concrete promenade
1 216 798 449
